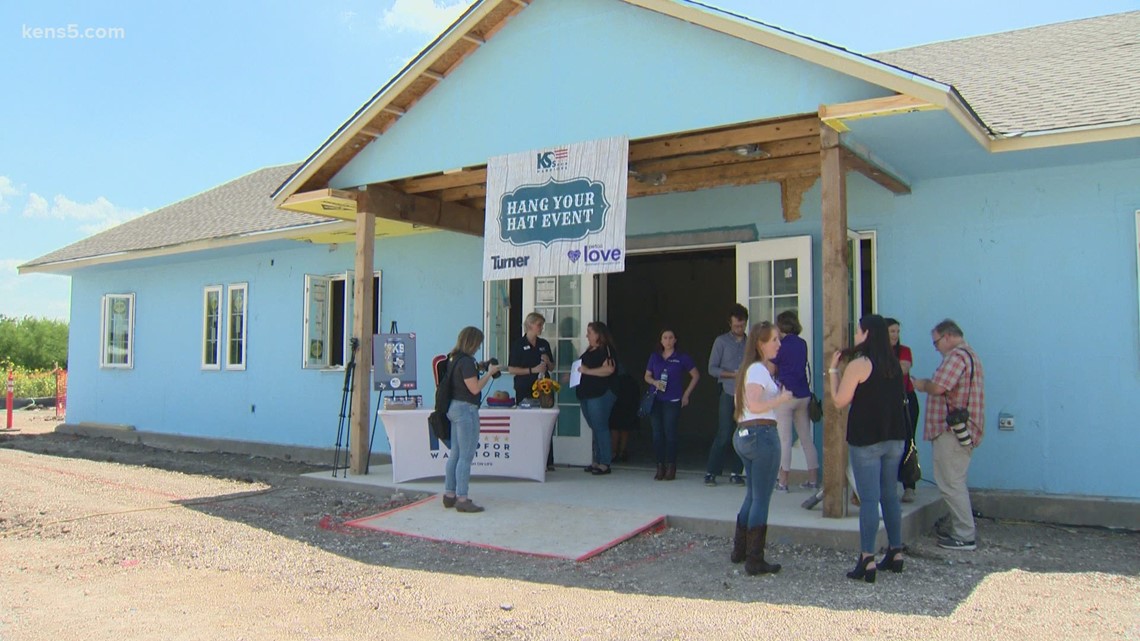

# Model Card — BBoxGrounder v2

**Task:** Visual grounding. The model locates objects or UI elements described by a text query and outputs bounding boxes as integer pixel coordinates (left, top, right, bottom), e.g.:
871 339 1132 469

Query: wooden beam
395 167 488 194
841 147 910 195
627 153 818 198
363 184 483 236
462 33 486 45
820 123 850 519
780 176 818 222
630 136 820 175
422 70 444 81
349 195 376 476
820 94 937 125
629 116 819 162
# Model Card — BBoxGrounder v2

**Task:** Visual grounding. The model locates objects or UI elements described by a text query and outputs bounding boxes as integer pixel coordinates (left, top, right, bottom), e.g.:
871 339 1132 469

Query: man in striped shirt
913 319 986 551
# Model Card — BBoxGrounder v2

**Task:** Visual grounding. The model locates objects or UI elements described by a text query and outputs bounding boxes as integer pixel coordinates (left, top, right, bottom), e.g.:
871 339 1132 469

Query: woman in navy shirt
644 328 700 481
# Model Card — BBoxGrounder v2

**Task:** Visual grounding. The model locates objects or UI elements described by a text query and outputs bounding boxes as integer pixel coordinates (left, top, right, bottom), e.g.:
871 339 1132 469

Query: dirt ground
2 408 1138 640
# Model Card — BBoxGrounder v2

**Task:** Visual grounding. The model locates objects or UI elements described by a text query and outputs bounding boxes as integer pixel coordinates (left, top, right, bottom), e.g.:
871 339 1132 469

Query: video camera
477 357 502 379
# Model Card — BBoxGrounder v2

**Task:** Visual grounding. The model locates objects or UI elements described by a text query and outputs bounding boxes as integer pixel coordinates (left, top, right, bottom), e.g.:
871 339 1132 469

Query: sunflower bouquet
531 377 561 397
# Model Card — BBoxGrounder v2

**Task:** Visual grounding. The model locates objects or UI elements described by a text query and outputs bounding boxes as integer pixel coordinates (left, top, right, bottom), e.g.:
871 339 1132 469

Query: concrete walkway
302 463 946 552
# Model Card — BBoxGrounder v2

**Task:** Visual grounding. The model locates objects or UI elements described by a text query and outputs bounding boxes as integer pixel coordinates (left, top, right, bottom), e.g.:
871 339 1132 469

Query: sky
2 0 1136 321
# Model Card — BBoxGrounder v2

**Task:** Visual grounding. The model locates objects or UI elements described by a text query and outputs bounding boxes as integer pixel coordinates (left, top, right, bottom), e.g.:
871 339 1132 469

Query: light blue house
22 1 1140 519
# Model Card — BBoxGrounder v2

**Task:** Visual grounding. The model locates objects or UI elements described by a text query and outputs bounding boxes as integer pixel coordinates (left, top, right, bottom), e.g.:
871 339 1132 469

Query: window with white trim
226 283 248 370
303 271 381 369
100 293 135 369
202 286 222 369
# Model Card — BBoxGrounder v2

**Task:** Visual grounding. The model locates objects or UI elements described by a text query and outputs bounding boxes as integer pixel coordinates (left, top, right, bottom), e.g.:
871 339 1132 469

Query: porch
300 463 946 553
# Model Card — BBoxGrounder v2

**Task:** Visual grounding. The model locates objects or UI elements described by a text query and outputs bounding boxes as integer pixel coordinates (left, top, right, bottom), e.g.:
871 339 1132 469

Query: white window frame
202 285 222 370
303 271 381 369
100 293 135 369
225 283 248 370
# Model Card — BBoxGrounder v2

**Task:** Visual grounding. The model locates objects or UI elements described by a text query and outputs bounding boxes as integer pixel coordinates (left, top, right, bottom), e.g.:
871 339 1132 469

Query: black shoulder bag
428 356 457 443
806 361 823 423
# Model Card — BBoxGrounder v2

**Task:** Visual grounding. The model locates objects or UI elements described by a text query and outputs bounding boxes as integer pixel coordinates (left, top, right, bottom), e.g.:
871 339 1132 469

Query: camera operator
912 319 986 551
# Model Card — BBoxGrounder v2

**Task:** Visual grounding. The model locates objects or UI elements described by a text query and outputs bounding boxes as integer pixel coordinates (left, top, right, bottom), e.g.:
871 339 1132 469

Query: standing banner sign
483 136 628 281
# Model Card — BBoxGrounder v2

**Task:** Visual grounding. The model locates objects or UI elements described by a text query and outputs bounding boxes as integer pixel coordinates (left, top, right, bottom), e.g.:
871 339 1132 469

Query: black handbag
898 392 921 485
637 387 656 418
806 362 823 423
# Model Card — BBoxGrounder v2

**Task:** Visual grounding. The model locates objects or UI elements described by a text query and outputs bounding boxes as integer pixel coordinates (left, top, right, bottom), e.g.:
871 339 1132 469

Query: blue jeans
444 400 480 497
733 425 780 528
580 390 615 466
849 439 905 553
705 392 743 476
650 400 681 464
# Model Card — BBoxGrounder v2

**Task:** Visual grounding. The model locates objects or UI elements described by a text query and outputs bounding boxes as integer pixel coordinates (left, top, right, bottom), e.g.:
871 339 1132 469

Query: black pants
902 390 920 489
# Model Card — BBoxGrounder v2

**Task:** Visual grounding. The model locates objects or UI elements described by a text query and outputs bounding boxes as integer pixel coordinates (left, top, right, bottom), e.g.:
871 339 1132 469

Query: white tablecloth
379 408 559 483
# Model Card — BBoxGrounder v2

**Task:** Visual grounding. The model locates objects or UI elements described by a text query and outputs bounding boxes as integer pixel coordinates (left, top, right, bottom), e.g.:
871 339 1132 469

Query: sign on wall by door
483 136 628 280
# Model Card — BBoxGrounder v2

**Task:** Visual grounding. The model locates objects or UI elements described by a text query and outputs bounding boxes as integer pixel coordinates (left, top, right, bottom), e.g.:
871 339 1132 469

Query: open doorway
605 248 734 471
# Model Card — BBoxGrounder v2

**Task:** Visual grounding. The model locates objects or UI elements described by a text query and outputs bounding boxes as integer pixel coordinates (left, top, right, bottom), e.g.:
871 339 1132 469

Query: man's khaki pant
932 431 976 541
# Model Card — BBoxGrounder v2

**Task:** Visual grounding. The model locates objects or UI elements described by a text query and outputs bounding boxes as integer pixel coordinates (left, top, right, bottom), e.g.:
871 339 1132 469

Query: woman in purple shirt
644 328 700 481
771 310 819 491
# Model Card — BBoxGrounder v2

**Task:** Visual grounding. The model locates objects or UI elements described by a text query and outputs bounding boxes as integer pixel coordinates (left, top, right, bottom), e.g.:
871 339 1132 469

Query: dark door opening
606 248 735 471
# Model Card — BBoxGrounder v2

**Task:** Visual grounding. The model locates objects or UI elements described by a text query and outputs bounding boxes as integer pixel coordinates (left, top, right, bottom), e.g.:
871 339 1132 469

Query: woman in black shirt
576 321 617 475
828 314 907 583
442 326 501 513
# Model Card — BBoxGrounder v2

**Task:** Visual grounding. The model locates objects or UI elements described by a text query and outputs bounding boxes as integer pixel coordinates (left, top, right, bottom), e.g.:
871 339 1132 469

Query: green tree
0 315 69 370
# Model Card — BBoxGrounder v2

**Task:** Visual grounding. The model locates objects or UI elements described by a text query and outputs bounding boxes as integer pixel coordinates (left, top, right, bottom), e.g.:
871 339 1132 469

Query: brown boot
654 463 665 480
664 463 676 481
730 520 747 564
744 525 781 575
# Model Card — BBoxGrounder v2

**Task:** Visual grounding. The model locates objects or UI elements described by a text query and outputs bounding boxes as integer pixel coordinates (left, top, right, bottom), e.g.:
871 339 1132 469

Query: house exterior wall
66 155 1140 499
331 0 889 188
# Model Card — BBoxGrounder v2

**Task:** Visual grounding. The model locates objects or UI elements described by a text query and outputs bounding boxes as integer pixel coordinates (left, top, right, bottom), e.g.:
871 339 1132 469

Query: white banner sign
483 136 628 280
380 409 559 483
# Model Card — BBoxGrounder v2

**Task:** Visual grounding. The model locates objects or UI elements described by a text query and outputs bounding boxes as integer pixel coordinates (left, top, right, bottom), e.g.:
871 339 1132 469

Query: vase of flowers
531 377 561 409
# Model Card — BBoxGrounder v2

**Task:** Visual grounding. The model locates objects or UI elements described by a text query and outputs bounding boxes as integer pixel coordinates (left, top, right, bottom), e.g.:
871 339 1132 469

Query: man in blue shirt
704 304 748 486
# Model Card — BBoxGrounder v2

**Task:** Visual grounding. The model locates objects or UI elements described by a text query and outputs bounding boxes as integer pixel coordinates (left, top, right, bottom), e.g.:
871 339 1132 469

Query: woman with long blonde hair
730 321 793 575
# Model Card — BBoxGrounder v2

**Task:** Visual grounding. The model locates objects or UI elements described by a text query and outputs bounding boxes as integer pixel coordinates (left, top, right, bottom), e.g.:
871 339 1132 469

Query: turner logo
537 148 569 172
567 245 622 264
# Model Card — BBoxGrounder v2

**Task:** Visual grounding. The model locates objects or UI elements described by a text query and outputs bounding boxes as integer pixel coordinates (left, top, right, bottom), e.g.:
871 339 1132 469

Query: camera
478 357 502 379
945 407 969 426
946 407 972 447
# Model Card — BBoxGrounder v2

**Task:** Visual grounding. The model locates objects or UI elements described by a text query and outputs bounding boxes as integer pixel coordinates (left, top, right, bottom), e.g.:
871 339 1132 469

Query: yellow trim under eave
820 95 941 133
280 188 359 220
280 189 440 240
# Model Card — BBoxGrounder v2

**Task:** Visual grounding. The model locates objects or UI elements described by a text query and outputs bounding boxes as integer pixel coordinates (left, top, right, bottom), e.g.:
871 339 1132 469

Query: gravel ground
2 408 1138 640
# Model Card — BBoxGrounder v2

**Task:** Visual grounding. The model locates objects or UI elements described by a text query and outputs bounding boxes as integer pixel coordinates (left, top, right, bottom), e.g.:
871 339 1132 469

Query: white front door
523 274 596 466
736 236 814 471
736 236 814 361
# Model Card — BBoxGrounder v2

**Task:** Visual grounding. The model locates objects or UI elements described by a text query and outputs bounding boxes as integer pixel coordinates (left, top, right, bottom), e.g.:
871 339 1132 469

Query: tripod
331 337 359 477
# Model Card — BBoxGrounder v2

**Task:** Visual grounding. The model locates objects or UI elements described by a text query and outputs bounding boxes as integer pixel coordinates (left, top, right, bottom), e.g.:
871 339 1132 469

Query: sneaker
728 474 745 486
775 482 789 492
937 536 976 551
799 480 819 490
703 474 717 487
801 490 824 510
901 488 916 503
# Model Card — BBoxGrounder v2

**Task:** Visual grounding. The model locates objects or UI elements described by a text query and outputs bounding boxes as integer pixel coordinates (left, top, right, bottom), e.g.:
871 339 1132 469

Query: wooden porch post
350 193 376 475
820 123 850 518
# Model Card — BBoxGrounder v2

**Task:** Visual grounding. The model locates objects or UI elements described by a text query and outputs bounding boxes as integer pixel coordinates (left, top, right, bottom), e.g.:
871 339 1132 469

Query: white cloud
380 0 472 35
22 192 146 234
0 176 19 213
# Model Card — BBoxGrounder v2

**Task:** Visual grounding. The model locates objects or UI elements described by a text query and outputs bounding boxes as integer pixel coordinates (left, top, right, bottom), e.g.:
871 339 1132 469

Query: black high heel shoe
847 555 877 583
880 547 905 573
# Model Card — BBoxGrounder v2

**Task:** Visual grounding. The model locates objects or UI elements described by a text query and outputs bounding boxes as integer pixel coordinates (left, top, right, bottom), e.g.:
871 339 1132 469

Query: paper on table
569 359 583 387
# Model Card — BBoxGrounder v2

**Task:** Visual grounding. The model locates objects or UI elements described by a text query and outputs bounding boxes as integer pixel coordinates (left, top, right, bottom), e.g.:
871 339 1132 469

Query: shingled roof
21 164 335 271
873 11 1140 135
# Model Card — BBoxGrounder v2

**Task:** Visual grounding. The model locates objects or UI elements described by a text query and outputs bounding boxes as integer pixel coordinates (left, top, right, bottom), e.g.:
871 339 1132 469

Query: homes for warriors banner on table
483 136 628 281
